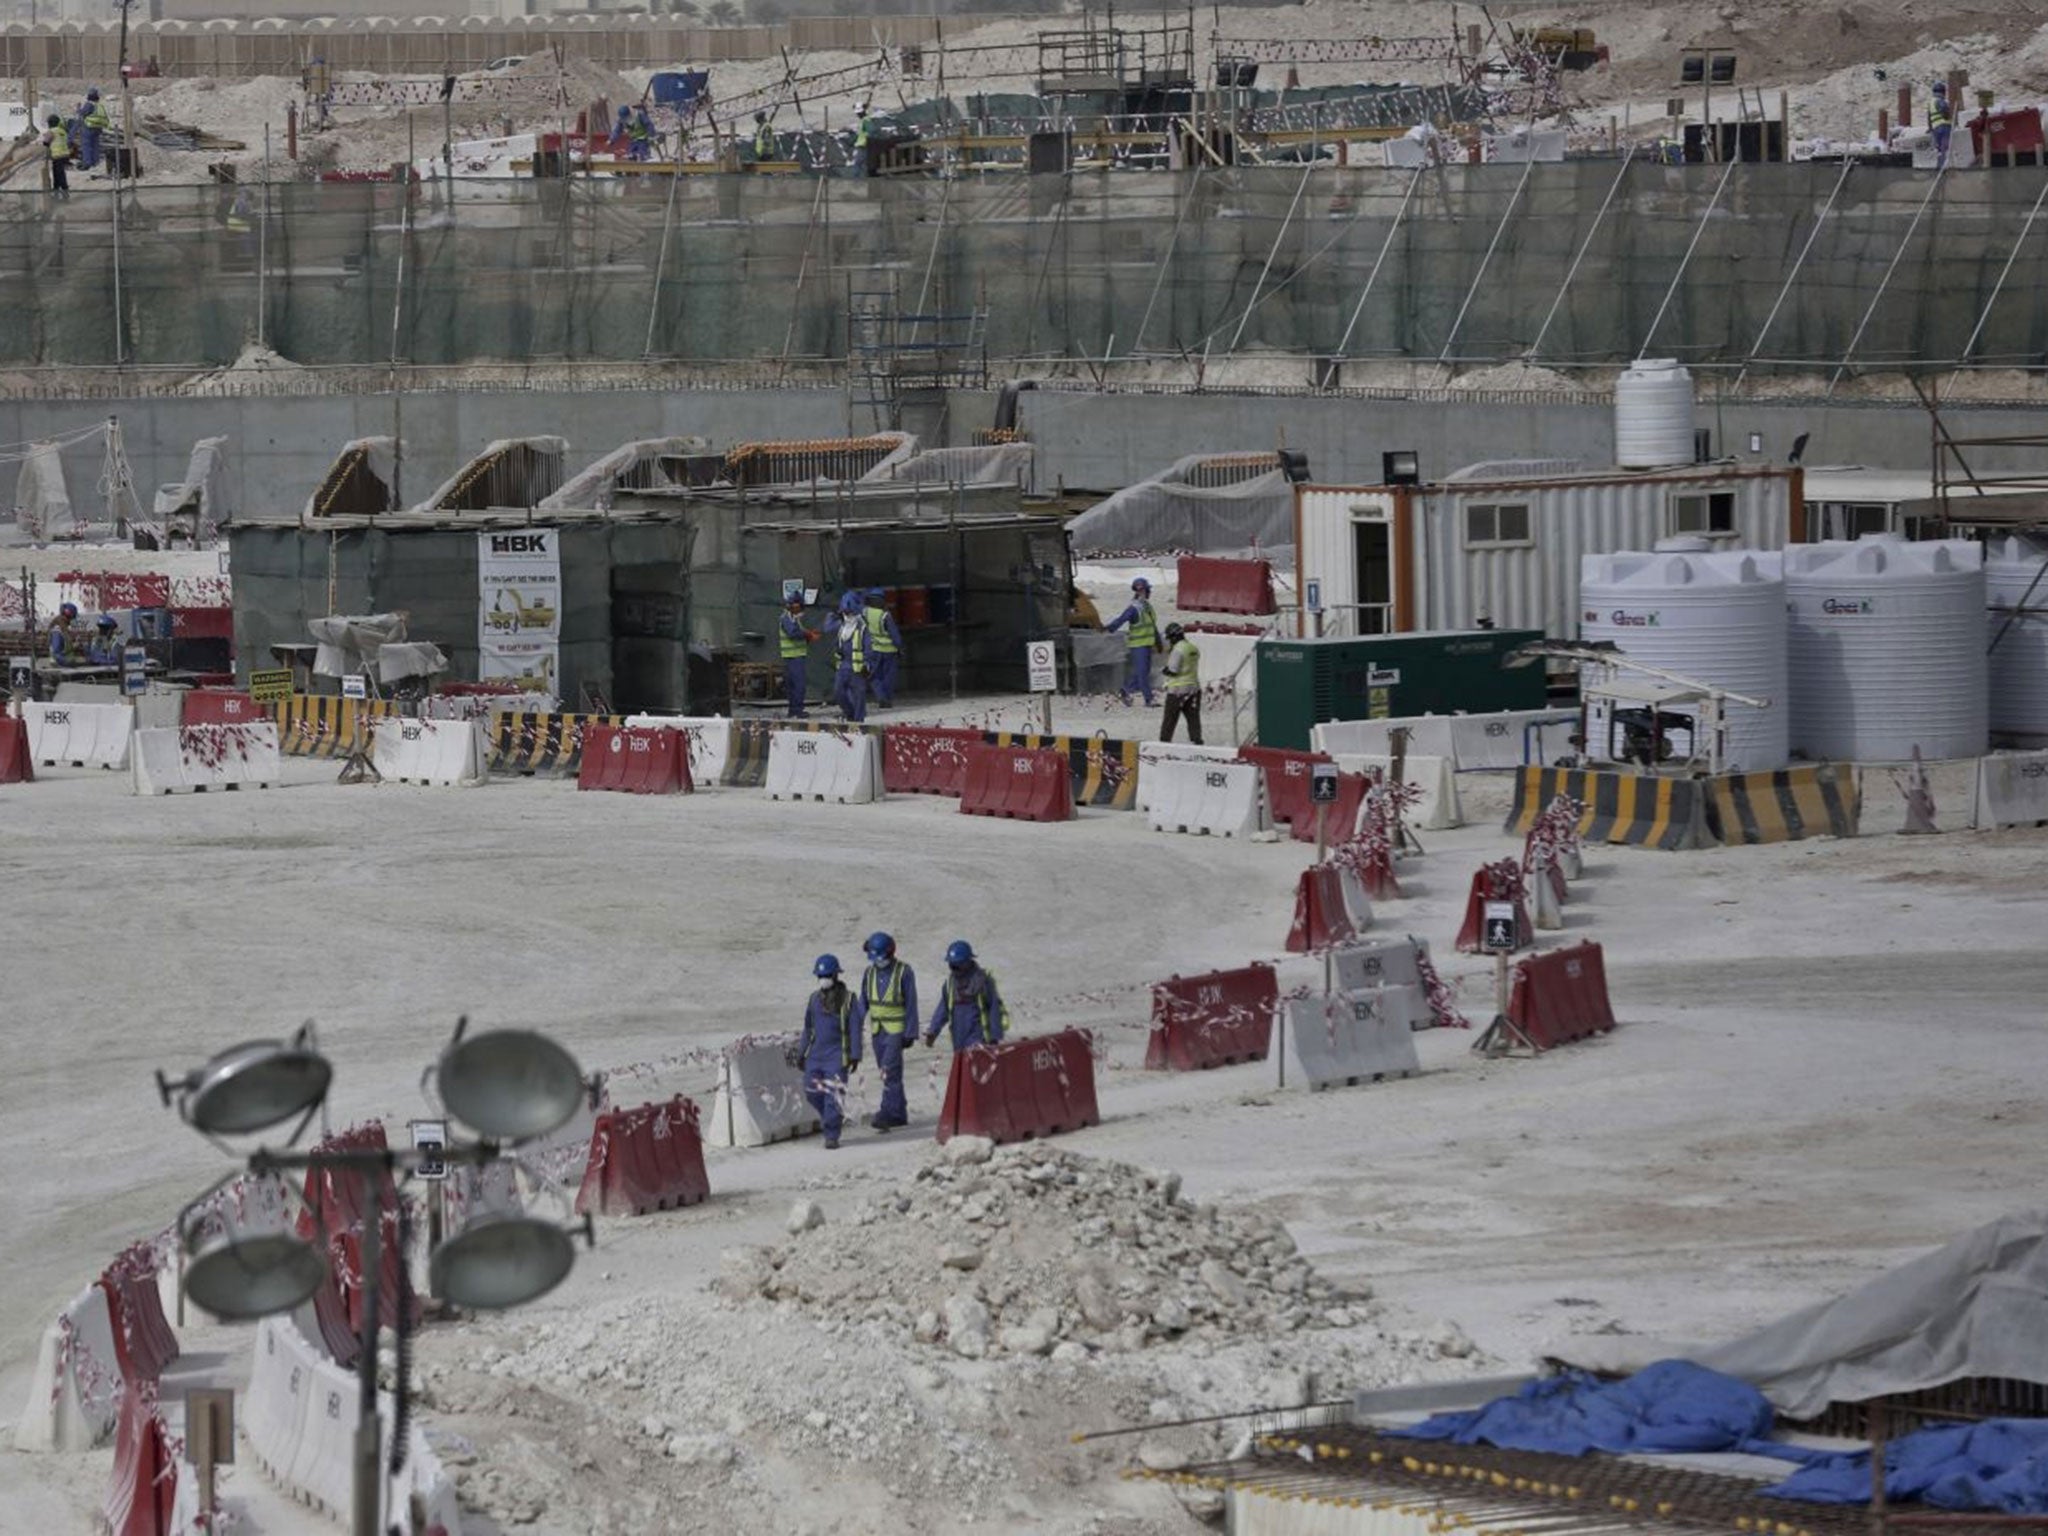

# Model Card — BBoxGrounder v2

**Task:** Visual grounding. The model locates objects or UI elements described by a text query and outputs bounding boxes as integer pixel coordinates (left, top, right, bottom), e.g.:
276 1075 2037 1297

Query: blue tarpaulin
1388 1361 1779 1457
1762 1419 2048 1512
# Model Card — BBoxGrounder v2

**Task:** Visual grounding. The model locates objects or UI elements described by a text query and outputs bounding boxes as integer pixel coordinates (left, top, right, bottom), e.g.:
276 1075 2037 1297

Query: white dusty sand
0 728 2042 1531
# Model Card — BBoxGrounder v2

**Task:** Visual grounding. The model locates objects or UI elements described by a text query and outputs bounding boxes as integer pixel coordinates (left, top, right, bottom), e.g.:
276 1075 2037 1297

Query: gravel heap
729 1138 1376 1361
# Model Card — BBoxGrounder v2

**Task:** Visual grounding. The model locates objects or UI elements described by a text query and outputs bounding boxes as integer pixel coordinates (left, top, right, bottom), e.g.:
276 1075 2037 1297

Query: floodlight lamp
430 1213 591 1311
1383 450 1421 487
183 1226 328 1320
436 1019 587 1142
157 1027 332 1137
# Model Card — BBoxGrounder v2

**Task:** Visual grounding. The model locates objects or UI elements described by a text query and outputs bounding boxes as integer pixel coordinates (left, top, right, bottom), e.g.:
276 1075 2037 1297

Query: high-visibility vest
941 970 1001 1044
754 123 774 158
840 616 869 674
863 605 898 654
1930 95 1952 130
854 118 870 149
1164 638 1201 693
862 962 907 1035
802 987 854 1062
1125 599 1157 649
47 125 69 160
84 101 109 130
779 613 809 659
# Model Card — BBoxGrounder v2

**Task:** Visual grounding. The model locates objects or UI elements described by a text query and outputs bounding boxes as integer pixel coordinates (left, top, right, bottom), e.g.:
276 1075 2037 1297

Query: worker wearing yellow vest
1929 80 1953 168
1104 576 1161 706
1159 622 1203 744
778 594 821 718
78 88 109 172
829 591 870 722
852 105 871 175
42 116 71 200
862 588 904 707
752 111 775 163
852 932 919 1132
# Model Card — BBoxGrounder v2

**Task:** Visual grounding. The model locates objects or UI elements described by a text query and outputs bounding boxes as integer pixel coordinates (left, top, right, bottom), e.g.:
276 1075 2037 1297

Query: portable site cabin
1801 466 2048 541
1291 462 1802 642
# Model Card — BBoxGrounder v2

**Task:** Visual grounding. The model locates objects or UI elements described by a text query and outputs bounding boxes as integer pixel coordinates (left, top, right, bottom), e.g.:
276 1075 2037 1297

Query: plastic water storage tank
1613 358 1695 469
1987 536 2048 744
1579 544 1789 771
1784 535 1988 762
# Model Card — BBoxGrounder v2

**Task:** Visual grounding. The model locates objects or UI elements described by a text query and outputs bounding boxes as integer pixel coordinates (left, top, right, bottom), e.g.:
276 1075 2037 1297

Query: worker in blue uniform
829 592 870 723
851 931 918 1131
923 940 1007 1051
1103 576 1161 707
862 587 904 707
778 595 820 718
799 954 861 1150
87 614 123 664
47 602 84 665
1929 80 1953 168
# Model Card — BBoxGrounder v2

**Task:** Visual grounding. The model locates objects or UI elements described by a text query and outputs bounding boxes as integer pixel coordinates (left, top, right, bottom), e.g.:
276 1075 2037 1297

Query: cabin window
1464 502 1531 548
1670 490 1737 537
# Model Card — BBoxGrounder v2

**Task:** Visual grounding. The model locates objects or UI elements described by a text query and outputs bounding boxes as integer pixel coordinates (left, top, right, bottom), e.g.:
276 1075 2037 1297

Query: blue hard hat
867 587 886 602
1131 577 1151 592
96 613 117 629
59 602 78 620
864 931 895 960
814 953 842 979
87 88 100 100
839 592 861 613
945 939 975 968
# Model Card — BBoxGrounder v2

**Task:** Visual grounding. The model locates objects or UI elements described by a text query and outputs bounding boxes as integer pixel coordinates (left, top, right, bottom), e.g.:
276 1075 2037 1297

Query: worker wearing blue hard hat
850 931 917 1132
799 954 861 1150
827 591 872 722
924 939 1008 1052
87 614 123 665
47 601 84 665
861 587 905 709
778 595 821 719
1103 576 1162 707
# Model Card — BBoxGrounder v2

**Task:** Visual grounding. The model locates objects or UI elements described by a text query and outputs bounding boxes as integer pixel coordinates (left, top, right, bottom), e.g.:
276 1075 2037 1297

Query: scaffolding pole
1735 156 1854 389
907 174 954 347
1828 166 1949 396
1227 160 1316 354
1949 169 2048 370
775 172 831 382
1639 156 1739 360
1134 164 1203 353
1528 146 1635 361
1333 165 1424 359
641 126 686 358
1439 151 1538 362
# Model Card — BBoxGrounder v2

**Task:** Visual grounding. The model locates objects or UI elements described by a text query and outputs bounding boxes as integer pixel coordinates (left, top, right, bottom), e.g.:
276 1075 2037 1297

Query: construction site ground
0 725 2039 1532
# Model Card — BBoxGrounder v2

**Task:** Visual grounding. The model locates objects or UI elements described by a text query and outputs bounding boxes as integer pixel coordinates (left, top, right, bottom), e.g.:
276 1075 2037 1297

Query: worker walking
751 111 776 163
46 602 83 663
78 88 109 174
629 105 655 162
42 116 71 201
779 595 820 719
923 940 1008 1051
851 932 918 1132
851 105 872 175
799 955 861 1151
862 588 904 708
1159 622 1203 744
1104 576 1161 707
830 593 871 723
1929 80 1953 168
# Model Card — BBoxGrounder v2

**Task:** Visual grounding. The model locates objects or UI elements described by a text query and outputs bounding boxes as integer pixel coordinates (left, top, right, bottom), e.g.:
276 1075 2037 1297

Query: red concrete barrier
181 688 265 726
0 717 36 783
1454 860 1534 954
310 1274 361 1367
1507 941 1616 1050
100 1247 178 1386
959 743 1072 822
577 724 692 794
297 1124 417 1334
883 726 982 796
935 1030 1100 1145
1146 964 1278 1070
1288 769 1370 844
1238 745 1331 828
576 1096 711 1217
102 1389 176 1536
1285 864 1359 952
1176 554 1278 616
170 605 234 640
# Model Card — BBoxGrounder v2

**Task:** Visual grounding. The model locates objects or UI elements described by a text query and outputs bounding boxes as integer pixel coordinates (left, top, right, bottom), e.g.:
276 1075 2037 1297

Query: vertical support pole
1736 157 1853 386
1529 146 1635 361
1440 150 1537 362
1135 162 1201 353
1640 155 1738 359
259 123 270 350
1333 165 1423 359
1951 169 2048 370
643 115 683 358
1828 167 1948 397
352 1166 382 1536
1227 159 1313 354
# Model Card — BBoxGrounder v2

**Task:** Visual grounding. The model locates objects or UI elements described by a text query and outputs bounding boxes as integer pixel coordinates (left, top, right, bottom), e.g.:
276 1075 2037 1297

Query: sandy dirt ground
0 712 2041 1531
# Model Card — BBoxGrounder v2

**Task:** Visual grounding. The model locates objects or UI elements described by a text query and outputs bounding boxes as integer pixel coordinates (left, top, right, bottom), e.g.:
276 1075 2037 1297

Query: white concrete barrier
23 701 133 769
1975 751 2048 829
283 1345 358 1517
626 714 729 787
243 1315 312 1485
52 681 124 704
1272 989 1422 1090
137 688 185 731
1336 867 1373 935
765 730 881 804
1314 717 1455 762
426 690 553 722
1134 740 1237 813
705 1035 819 1148
371 716 488 786
13 1282 122 1452
1448 710 1577 771
131 723 281 795
1330 752 1464 830
1144 757 1270 838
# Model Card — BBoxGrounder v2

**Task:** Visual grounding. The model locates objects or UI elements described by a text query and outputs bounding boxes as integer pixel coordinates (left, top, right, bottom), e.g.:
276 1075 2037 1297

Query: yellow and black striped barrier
983 730 1140 810
1704 764 1858 844
487 711 622 776
720 719 882 787
273 696 396 758
1509 766 1712 850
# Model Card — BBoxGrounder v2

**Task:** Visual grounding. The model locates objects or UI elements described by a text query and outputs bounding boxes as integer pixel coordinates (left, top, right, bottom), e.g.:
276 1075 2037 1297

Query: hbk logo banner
478 527 562 698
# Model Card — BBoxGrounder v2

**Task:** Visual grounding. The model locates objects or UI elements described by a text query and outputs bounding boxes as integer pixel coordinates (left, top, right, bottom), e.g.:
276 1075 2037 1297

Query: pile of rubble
725 1138 1381 1361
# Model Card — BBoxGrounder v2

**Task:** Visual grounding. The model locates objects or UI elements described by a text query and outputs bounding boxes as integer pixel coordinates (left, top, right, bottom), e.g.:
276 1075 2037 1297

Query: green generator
1254 629 1549 750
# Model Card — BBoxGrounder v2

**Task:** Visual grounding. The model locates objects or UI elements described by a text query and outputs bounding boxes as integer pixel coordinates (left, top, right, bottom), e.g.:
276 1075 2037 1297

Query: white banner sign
478 529 561 696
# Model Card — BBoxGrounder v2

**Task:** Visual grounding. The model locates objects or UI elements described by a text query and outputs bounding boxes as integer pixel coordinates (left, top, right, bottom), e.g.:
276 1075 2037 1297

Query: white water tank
1784 535 1988 762
1987 536 2048 743
1613 358 1695 469
1579 546 1789 771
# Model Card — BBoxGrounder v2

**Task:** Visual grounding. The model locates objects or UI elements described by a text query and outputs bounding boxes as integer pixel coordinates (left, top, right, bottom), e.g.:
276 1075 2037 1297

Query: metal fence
4 161 2046 375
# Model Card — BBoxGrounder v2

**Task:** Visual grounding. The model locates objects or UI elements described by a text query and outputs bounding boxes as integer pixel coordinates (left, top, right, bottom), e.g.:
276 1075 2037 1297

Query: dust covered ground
0 738 2042 1532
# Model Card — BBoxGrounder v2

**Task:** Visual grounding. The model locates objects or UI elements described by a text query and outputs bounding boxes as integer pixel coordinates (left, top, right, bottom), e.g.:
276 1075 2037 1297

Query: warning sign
247 667 294 703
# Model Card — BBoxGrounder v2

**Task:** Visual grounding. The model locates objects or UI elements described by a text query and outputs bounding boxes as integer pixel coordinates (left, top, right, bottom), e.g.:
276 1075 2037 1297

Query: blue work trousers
1122 645 1155 706
79 127 100 171
783 658 808 718
840 669 868 723
871 1031 907 1125
804 1068 845 1141
869 651 897 707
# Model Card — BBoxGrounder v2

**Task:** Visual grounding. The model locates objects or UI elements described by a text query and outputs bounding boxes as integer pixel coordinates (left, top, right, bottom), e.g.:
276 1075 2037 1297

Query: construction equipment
1506 641 1769 778
486 588 557 634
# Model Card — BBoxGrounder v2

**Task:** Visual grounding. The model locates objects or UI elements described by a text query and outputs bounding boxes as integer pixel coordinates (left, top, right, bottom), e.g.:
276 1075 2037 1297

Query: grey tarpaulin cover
1065 453 1293 556
150 436 231 543
310 612 410 678
1547 1210 2048 1417
858 441 1038 491
9 441 77 542
412 437 568 512
538 436 711 512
